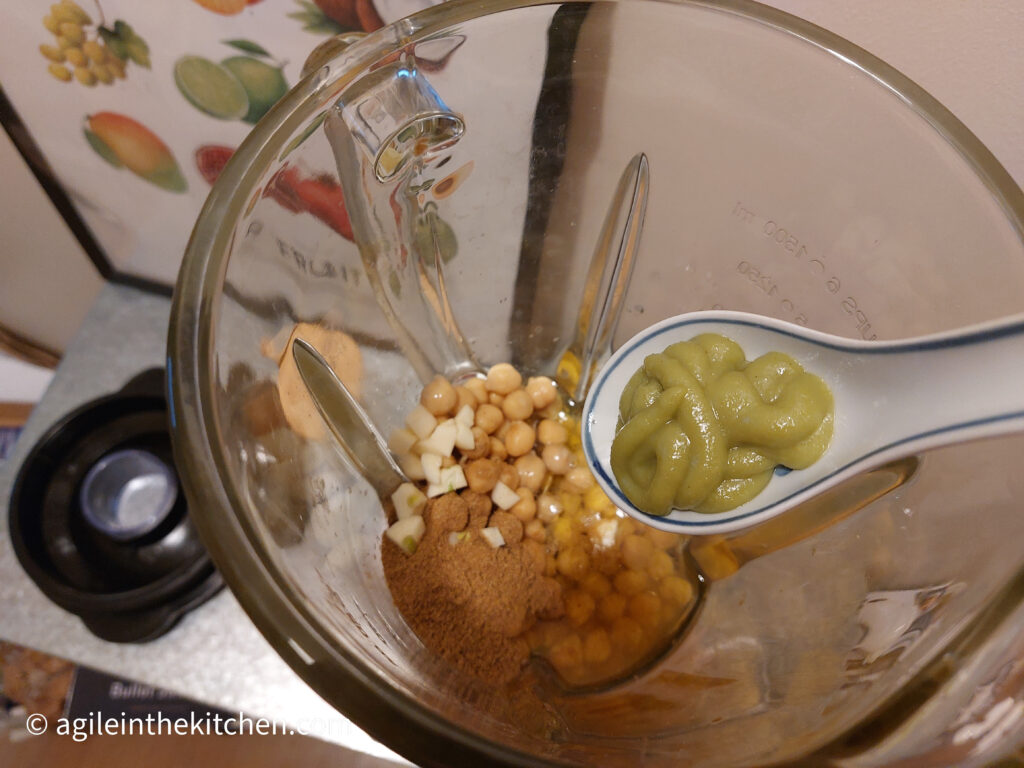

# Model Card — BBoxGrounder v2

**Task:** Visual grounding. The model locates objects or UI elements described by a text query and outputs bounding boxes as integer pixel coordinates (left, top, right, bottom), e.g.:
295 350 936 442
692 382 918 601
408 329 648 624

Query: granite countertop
0 282 403 764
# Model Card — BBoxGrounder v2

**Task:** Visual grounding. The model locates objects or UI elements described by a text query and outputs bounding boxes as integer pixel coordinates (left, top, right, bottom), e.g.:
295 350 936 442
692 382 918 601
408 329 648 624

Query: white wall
0 0 1022 401
764 0 1024 190
0 127 103 357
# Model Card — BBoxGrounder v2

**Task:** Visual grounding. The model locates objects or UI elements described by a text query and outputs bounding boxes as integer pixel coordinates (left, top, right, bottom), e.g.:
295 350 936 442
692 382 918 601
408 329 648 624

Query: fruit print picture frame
0 0 438 292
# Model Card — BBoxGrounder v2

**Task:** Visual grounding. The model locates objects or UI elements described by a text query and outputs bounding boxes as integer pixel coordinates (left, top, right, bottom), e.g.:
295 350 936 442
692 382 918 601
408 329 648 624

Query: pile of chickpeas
409 362 698 687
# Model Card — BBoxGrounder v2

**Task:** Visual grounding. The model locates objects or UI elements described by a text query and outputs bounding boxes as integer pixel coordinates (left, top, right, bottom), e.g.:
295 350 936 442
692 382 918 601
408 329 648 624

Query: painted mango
84 111 187 192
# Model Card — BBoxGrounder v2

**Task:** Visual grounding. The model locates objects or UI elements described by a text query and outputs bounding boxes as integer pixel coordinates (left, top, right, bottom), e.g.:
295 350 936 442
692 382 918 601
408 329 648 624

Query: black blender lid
8 368 222 643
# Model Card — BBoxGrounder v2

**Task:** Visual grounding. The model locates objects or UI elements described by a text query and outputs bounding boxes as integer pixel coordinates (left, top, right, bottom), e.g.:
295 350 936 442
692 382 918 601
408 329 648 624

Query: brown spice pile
382 490 564 684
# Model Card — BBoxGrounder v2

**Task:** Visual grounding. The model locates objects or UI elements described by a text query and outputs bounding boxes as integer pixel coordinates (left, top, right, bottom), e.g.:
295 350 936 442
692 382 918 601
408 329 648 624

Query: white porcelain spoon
582 310 1024 535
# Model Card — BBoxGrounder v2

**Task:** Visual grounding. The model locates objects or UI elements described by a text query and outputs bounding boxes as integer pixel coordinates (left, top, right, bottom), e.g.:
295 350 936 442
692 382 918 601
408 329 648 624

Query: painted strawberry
266 164 354 240
196 144 235 185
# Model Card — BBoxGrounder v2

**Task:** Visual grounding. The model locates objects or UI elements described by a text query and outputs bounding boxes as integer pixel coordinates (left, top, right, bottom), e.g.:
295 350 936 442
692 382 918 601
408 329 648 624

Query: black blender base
8 369 223 643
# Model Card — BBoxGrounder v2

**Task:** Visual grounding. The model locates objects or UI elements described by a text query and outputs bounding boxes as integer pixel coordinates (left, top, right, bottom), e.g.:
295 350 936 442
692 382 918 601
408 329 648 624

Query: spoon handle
291 338 407 497
847 316 1024 456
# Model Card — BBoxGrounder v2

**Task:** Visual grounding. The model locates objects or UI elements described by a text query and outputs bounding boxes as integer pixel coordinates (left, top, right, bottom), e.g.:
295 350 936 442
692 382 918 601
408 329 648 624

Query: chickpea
489 437 508 461
525 518 546 543
495 419 511 441
465 458 501 494
628 591 662 631
560 491 582 516
579 509 602 533
613 569 649 597
658 575 694 606
610 617 645 652
536 493 563 523
621 534 655 572
536 621 571 649
583 628 612 664
580 571 612 600
464 377 488 405
644 526 681 550
690 538 740 580
597 592 627 623
616 516 637 540
510 488 536 523
498 463 519 490
564 590 596 627
485 363 522 395
548 633 583 671
488 392 505 407
474 404 504 435
454 385 477 413
502 389 534 421
563 467 594 494
591 547 623 577
526 376 557 409
461 427 490 460
646 549 675 581
536 419 567 445
514 452 546 493
541 443 571 475
556 546 589 580
551 515 579 548
584 485 614 514
660 601 683 627
504 421 535 457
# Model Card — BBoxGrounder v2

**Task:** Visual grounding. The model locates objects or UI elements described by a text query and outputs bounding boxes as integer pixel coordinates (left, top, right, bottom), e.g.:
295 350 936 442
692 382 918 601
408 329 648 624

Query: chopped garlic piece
426 464 468 498
421 453 442 485
491 481 519 510
386 515 425 554
399 453 425 481
439 464 466 488
405 405 437 439
454 404 475 427
454 420 475 451
480 526 506 548
388 428 418 456
391 482 427 520
418 419 457 457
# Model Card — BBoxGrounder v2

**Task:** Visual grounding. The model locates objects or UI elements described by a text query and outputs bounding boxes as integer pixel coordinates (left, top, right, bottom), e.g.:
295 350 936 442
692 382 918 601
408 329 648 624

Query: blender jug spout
325 62 477 384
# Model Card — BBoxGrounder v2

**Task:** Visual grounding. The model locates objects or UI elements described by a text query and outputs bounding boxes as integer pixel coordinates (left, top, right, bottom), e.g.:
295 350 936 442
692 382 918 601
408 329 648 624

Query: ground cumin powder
382 490 564 684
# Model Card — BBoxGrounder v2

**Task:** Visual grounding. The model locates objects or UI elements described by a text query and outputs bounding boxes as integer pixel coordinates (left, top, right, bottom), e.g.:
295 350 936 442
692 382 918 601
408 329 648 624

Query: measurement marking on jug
729 201 879 340
762 219 810 261
736 260 808 325
732 201 755 224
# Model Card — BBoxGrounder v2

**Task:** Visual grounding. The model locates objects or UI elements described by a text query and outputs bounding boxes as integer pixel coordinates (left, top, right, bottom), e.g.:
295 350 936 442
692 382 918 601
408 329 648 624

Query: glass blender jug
169 1 1024 765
